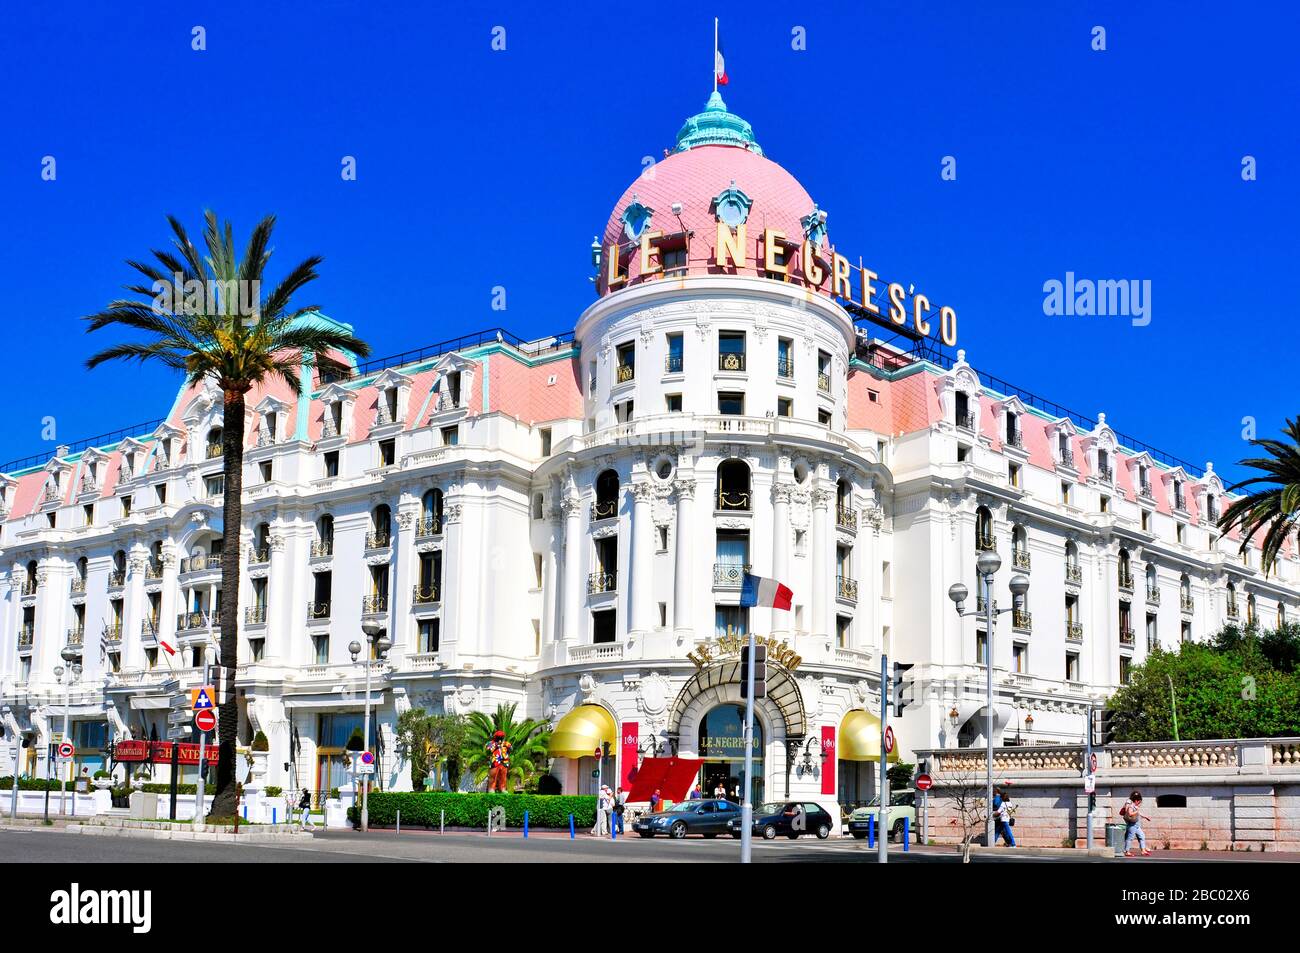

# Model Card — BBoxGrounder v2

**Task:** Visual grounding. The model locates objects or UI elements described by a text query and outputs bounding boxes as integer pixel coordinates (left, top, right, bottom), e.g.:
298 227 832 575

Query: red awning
627 757 703 804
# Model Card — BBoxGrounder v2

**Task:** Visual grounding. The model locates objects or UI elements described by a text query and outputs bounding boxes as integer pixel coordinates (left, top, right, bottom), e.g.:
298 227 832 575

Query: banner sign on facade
821 725 837 796
112 740 213 765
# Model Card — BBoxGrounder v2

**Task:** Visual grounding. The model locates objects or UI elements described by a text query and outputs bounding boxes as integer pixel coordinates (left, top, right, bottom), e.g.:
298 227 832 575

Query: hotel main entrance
697 704 764 805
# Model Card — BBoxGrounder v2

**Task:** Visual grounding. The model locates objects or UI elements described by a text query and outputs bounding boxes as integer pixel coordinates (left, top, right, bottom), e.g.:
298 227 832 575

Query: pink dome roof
599 138 822 294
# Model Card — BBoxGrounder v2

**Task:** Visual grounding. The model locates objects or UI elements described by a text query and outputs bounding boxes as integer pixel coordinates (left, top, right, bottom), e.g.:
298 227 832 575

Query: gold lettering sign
688 634 802 672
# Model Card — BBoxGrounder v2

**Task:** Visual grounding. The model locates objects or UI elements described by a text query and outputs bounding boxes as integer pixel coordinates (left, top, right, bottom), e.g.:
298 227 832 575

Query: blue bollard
611 815 617 840
569 813 575 839
272 808 277 825
903 816 910 852
868 813 875 848
242 805 248 820
524 810 529 838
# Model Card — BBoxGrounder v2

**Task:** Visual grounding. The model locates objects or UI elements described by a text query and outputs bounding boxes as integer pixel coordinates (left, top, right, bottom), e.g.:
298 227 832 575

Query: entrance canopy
668 660 806 738
627 757 703 804
839 710 900 763
549 704 617 758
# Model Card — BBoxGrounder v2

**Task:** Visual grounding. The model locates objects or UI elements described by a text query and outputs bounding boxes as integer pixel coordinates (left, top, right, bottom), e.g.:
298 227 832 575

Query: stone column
542 505 561 645
672 479 696 637
630 481 656 635
560 495 583 644
265 531 289 663
772 483 792 637
811 487 833 640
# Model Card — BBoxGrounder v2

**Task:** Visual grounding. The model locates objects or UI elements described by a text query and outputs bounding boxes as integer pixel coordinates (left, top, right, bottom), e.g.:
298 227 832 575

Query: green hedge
354 792 597 829
0 776 84 792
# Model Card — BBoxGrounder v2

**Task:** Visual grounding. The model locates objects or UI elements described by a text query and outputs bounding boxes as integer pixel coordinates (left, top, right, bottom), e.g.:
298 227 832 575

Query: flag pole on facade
713 17 718 92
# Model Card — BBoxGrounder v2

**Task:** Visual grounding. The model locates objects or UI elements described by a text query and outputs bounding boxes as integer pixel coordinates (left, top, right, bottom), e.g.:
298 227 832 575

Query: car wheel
637 832 654 839
786 832 800 840
816 824 830 839
852 832 867 840
762 825 777 840
670 821 688 839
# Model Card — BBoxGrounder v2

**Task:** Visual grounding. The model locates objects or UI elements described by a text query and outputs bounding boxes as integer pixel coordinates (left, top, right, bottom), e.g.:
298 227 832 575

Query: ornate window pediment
620 196 655 242
800 204 828 247
710 184 752 228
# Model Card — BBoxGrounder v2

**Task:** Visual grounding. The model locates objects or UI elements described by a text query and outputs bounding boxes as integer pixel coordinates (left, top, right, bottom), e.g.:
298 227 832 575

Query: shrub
266 785 283 798
354 792 597 829
93 770 111 779
345 728 364 752
251 731 270 752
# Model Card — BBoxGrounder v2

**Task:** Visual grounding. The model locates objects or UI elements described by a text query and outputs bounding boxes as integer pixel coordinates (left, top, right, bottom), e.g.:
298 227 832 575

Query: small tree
935 767 989 863
888 761 915 790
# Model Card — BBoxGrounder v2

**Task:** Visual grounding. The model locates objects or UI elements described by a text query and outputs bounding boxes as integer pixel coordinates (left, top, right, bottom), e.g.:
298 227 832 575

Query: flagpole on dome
713 17 718 93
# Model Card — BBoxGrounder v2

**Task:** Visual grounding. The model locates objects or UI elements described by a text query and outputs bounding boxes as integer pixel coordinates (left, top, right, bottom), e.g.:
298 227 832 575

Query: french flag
740 573 793 610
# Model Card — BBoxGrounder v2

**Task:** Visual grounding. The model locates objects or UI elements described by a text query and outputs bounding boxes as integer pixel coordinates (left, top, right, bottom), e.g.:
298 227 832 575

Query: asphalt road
0 826 1122 863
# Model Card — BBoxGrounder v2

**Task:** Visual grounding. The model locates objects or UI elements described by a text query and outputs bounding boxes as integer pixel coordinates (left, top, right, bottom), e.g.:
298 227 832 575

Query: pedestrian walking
992 788 1016 846
591 785 610 836
297 788 311 829
613 786 628 835
650 788 662 813
1121 791 1153 856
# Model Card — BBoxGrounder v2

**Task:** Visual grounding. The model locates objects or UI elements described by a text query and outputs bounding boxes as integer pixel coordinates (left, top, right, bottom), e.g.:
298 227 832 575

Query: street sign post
190 686 216 711
166 726 192 739
56 741 74 761
914 773 933 791
1089 752 1099 774
167 710 193 726
915 773 933 845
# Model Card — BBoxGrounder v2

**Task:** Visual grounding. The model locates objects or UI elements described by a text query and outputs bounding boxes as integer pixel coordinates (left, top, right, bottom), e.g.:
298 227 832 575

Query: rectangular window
1008 463 1021 488
249 639 264 662
777 337 794 378
145 648 158 671
657 526 669 552
592 609 617 644
379 439 396 467
324 450 339 478
666 333 684 374
1141 510 1151 531
204 475 224 498
1181 621 1191 642
718 331 746 371
714 605 748 638
121 495 131 517
666 393 683 413
1012 642 1028 673
1065 652 1080 681
540 427 552 457
818 409 832 427
1061 482 1071 505
533 553 543 589
83 504 94 526
881 561 892 597
419 619 440 653
313 635 329 665
615 400 634 423
1176 523 1185 544
1119 655 1132 684
835 615 851 648
441 426 459 446
259 460 273 483
156 483 167 506
777 397 794 418
1099 494 1110 513
718 392 745 416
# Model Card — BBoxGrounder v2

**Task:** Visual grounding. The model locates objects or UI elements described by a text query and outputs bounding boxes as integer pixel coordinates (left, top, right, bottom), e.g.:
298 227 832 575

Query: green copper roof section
674 92 762 155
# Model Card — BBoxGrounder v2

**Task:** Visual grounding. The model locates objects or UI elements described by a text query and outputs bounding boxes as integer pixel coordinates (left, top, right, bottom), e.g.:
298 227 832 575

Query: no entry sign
195 708 217 732
915 773 933 792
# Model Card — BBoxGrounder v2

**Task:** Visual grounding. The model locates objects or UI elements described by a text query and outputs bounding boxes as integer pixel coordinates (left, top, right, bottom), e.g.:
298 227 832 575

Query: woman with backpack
297 788 312 829
1121 791 1152 856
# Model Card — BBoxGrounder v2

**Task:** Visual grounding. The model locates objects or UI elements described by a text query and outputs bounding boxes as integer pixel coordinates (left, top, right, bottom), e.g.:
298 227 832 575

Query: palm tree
1218 417 1300 574
84 211 370 818
462 703 553 792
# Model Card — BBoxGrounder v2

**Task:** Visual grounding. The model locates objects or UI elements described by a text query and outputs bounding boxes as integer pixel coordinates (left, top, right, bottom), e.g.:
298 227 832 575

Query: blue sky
2 1 1296 483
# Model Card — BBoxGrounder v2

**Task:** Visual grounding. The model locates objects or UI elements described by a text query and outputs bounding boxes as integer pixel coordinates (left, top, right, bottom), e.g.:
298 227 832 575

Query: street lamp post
3 704 18 820
350 622 390 834
55 648 82 816
948 551 1029 848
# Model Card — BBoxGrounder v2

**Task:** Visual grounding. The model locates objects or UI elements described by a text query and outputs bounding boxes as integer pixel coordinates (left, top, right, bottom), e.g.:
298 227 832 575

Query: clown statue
486 729 511 792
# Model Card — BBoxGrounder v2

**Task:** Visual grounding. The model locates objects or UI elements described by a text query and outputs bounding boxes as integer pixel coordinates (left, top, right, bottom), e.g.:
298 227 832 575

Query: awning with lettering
838 709 900 763
548 704 617 759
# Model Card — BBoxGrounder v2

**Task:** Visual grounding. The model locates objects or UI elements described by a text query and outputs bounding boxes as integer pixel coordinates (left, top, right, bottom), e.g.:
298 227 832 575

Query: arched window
1011 525 1029 569
1145 564 1157 591
314 514 334 557
593 469 620 520
25 560 38 587
76 556 88 582
1118 549 1132 588
420 489 444 535
717 460 751 511
1065 540 1079 567
975 507 994 551
1247 592 1257 625
1227 580 1238 617
206 426 223 458
369 505 392 547
532 492 544 520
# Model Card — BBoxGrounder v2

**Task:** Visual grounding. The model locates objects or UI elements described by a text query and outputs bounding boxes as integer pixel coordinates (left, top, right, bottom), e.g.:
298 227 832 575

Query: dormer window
1006 411 1021 448
325 401 343 437
378 387 398 425
620 198 654 241
1173 479 1185 511
711 185 753 227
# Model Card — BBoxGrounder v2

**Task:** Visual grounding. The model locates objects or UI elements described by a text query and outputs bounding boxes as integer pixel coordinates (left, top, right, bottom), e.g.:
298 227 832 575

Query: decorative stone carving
631 481 656 503
636 671 671 718
578 673 598 700
396 512 414 530
443 504 462 525
673 478 696 501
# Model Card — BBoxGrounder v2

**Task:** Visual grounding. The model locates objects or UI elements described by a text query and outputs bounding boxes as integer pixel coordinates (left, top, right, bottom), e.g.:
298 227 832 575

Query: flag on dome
715 19 729 86
740 573 792 610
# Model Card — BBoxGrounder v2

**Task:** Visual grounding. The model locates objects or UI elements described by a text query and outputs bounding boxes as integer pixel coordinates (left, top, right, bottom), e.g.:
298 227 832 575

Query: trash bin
1106 822 1126 856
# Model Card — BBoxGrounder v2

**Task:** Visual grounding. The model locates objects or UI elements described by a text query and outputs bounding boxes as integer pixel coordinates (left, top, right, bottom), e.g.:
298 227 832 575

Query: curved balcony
716 489 750 511
412 584 440 605
362 594 389 615
587 571 617 595
176 610 219 631
180 554 214 575
712 563 750 590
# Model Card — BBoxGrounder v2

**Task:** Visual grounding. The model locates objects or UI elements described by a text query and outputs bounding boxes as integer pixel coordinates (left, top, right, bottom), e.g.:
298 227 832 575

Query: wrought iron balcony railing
66 627 84 646
103 624 122 642
1005 430 1023 449
957 411 976 431
587 571 617 594
20 579 38 596
245 605 267 624
1119 627 1135 646
1139 480 1153 498
664 354 684 374
365 531 391 549
616 362 635 383
837 576 858 602
975 534 997 552
1013 609 1032 632
17 627 34 647
145 559 164 579
108 571 126 589
1059 448 1075 468
206 443 223 460
1146 586 1161 605
1066 622 1084 643
1098 465 1114 483
362 594 389 615
180 555 212 574
1118 571 1135 592
306 601 331 620
717 489 751 511
70 579 86 594
1012 548 1031 570
718 352 746 372
416 515 442 538
412 584 439 605
1226 599 1239 619
712 564 749 589
590 499 617 522
836 505 857 530
248 547 270 565
777 357 794 379
818 372 831 394
310 539 333 558
1180 593 1194 613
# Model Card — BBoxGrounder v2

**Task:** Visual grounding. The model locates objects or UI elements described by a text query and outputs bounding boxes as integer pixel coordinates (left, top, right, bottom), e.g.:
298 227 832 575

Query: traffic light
740 644 767 699
891 662 915 717
1092 708 1117 747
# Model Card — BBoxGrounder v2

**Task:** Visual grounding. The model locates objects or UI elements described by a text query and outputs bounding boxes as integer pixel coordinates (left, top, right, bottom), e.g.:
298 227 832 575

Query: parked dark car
633 798 741 838
727 801 834 840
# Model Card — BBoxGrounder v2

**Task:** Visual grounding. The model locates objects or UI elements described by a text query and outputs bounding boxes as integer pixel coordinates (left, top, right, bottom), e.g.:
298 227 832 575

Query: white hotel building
2 94 1297 806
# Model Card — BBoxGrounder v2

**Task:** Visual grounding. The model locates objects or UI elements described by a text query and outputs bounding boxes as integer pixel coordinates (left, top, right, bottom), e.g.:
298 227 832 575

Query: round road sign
195 709 217 732
361 750 375 765
1089 752 1098 773
57 741 75 759
915 773 933 792
883 725 895 755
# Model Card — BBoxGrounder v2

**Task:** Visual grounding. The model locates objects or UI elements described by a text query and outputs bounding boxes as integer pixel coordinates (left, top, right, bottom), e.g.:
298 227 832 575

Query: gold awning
838 709 900 763
548 704 618 759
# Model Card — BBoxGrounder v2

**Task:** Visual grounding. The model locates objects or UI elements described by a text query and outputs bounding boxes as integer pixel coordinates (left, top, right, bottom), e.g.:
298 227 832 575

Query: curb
67 825 315 844
968 844 1114 859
